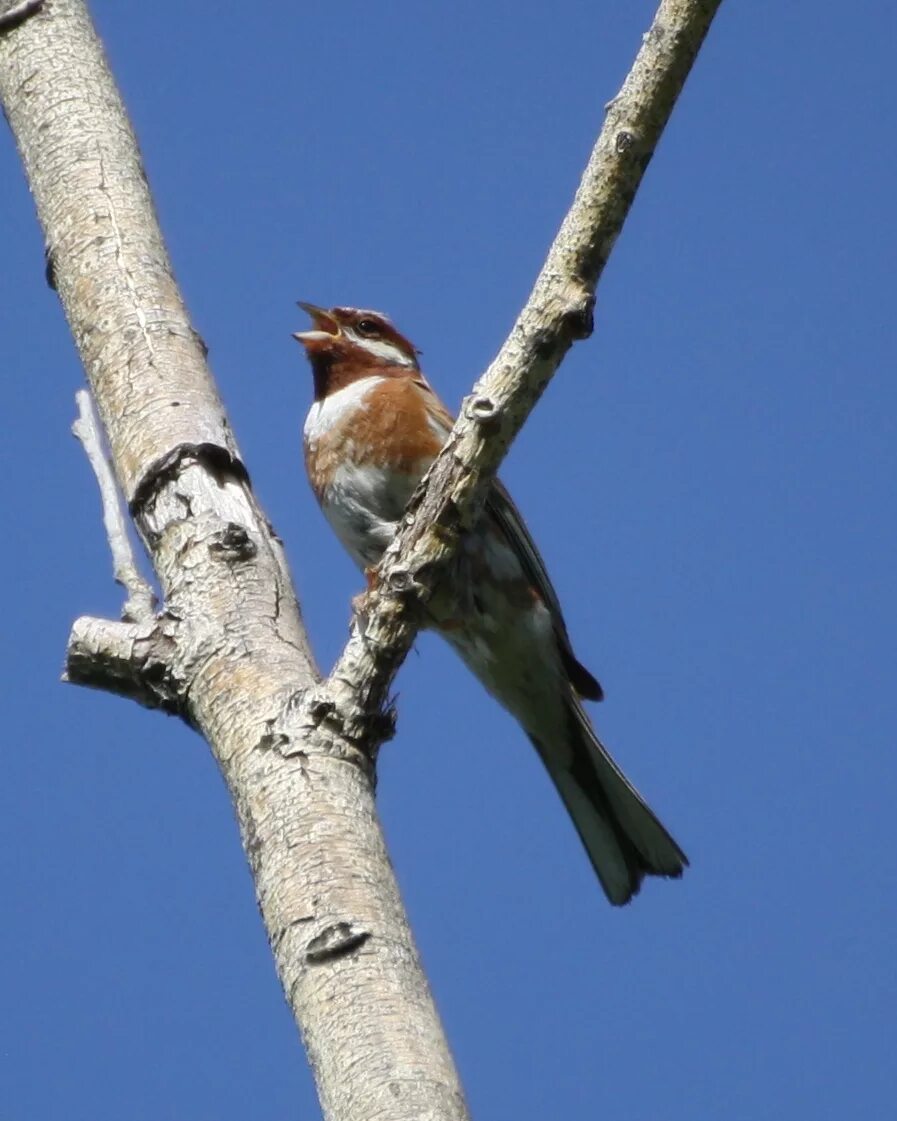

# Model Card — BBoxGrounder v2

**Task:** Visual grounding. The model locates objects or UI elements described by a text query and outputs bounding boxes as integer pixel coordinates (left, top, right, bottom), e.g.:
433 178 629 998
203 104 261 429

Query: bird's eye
356 318 380 337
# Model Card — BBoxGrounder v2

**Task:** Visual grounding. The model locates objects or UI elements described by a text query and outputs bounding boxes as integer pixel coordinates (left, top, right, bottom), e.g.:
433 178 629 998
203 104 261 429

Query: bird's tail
530 702 687 905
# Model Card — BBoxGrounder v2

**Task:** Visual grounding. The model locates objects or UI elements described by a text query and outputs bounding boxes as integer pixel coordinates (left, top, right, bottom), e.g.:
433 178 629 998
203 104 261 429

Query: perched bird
295 303 687 905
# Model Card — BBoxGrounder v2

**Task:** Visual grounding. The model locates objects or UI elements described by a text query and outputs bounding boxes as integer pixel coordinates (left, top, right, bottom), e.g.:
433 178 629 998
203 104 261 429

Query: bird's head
293 303 420 399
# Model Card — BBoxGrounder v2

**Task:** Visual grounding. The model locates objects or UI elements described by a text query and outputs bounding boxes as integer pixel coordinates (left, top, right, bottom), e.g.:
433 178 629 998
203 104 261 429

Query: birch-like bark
0 3 465 1119
0 0 721 1118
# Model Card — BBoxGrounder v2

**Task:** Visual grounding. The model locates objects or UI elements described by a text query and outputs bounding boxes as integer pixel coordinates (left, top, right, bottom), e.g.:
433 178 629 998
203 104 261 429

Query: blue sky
2 1 895 1118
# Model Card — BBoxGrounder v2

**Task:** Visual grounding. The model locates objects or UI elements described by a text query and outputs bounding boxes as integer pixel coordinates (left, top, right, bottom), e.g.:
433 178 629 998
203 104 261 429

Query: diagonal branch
317 0 723 748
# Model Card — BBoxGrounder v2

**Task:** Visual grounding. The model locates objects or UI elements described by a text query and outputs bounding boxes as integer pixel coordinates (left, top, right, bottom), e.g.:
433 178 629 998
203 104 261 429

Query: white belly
321 460 421 569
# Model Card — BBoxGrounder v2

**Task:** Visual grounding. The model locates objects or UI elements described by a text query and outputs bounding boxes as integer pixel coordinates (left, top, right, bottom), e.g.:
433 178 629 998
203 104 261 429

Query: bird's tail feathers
531 702 687 906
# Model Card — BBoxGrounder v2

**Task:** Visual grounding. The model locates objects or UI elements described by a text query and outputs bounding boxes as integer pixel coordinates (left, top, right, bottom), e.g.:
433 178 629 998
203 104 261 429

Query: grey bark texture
0 1 721 1119
0 3 465 1119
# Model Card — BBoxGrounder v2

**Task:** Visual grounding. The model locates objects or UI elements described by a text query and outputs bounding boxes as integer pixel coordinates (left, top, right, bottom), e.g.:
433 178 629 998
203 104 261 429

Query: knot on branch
563 294 595 340
208 522 257 562
463 393 501 430
305 921 372 965
350 554 438 637
614 128 638 154
384 566 425 596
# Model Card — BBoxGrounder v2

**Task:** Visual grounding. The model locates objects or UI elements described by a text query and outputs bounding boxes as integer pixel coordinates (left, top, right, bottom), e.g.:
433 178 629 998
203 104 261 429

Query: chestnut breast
304 374 448 567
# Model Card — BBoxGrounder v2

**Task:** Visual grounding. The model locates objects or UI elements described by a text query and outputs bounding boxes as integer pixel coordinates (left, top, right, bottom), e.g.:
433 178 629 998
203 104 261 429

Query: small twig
0 0 44 32
72 389 157 623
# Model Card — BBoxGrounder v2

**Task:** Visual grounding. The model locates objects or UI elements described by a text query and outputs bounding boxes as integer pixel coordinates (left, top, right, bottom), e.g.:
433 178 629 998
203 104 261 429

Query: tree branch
316 0 723 752
72 388 157 623
65 613 183 714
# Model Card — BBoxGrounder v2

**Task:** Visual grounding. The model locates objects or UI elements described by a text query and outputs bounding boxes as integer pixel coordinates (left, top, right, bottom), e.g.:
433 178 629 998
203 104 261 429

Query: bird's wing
416 378 603 702
486 481 603 701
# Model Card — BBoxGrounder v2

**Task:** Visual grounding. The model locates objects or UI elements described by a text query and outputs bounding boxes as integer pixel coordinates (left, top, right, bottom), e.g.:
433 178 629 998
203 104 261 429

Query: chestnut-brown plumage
296 303 687 904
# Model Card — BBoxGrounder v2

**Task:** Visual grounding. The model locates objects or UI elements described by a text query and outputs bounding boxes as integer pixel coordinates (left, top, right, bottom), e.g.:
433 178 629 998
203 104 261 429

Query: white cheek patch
346 330 417 368
304 376 382 444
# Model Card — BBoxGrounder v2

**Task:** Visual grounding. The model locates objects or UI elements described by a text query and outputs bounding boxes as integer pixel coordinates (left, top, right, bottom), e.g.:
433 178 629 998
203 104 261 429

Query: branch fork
65 389 184 707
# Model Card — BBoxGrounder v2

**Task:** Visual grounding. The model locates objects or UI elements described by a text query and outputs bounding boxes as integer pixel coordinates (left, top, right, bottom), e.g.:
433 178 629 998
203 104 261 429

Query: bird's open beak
293 301 340 344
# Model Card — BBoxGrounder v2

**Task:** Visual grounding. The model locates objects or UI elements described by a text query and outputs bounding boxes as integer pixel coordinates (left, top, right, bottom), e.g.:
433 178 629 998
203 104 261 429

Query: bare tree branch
314 0 724 756
72 388 157 622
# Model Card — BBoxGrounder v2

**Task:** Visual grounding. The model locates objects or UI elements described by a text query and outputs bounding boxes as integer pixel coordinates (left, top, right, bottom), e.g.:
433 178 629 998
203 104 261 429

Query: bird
294 302 687 905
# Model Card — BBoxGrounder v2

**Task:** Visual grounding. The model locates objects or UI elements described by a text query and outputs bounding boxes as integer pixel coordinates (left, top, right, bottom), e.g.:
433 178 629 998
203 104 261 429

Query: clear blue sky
2 2 895 1118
